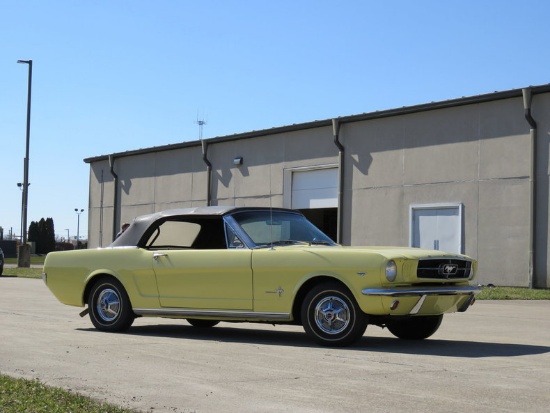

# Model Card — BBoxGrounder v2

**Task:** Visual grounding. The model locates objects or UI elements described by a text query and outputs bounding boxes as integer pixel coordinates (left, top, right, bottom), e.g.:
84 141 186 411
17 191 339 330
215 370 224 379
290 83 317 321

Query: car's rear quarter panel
44 248 160 308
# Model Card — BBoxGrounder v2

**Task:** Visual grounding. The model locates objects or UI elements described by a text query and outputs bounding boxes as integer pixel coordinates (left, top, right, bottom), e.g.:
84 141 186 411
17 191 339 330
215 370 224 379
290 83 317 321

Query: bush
55 242 75 251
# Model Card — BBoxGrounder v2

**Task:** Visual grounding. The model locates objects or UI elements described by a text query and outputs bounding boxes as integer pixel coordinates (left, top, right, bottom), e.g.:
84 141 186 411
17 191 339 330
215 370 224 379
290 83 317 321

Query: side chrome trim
133 308 291 321
362 285 480 297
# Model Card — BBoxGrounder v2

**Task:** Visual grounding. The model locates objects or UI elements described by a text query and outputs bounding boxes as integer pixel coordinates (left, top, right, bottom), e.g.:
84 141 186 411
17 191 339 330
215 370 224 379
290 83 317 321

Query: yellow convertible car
43 206 479 346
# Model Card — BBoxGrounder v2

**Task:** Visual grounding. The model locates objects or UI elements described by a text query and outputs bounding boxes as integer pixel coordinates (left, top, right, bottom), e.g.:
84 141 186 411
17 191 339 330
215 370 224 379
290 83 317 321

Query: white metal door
411 204 462 254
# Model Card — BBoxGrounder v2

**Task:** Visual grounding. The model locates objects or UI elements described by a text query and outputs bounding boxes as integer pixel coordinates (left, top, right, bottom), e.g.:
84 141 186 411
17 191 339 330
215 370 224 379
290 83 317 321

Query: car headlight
468 262 475 279
385 260 397 282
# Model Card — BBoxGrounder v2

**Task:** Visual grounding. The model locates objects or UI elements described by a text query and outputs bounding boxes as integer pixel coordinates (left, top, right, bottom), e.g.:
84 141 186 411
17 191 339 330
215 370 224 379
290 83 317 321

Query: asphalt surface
1 277 549 413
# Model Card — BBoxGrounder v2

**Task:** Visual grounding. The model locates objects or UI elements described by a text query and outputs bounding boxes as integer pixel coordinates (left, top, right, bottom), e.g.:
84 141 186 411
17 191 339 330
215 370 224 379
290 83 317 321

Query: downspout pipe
332 118 344 244
522 88 537 289
201 139 212 206
109 155 119 242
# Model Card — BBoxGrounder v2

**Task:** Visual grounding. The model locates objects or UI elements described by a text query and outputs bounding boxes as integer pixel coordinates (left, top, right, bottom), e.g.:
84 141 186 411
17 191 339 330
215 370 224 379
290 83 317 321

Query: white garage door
410 204 463 254
291 168 338 209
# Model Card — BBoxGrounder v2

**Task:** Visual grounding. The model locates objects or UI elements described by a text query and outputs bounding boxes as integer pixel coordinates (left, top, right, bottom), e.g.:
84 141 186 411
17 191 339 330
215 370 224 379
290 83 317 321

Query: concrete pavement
1 277 549 413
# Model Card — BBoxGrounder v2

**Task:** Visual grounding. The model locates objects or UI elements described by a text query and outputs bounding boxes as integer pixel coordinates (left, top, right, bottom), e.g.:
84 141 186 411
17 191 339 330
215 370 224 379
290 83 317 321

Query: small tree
45 218 55 253
37 219 47 254
29 218 56 254
28 221 39 244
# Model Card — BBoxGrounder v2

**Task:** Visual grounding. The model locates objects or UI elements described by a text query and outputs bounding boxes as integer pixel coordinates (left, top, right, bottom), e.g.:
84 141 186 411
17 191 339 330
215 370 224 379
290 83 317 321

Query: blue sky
1 0 549 241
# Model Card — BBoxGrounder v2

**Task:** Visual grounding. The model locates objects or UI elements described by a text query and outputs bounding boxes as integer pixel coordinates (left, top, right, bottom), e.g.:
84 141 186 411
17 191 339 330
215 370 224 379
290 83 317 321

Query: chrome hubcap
96 288 120 322
314 296 350 334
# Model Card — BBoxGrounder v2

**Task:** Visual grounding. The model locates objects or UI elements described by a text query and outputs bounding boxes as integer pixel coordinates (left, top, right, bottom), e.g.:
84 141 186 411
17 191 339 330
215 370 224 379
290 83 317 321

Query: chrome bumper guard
361 285 480 315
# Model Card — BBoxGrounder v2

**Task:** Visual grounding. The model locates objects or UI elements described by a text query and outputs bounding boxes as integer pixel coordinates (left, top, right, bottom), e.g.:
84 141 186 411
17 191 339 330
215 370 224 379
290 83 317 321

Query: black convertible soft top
109 206 297 247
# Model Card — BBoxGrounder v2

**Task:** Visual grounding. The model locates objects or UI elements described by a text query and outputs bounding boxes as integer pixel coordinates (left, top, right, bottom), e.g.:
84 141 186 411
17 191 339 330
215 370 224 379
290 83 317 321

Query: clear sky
1 0 549 242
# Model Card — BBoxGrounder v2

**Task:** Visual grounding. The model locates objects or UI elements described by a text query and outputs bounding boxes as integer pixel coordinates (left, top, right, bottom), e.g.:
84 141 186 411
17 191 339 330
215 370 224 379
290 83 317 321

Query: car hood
345 246 470 259
283 245 473 261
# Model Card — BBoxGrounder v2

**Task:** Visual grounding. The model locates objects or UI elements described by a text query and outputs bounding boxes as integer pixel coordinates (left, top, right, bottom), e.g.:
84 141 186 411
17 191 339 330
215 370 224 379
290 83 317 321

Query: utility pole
17 59 32 268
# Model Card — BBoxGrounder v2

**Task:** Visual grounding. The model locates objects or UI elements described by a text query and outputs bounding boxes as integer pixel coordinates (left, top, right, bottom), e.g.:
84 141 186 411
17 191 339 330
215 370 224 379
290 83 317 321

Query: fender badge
266 287 285 297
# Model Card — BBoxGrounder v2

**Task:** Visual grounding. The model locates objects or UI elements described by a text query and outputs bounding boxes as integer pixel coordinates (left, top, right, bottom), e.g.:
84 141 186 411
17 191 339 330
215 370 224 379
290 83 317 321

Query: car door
149 217 253 310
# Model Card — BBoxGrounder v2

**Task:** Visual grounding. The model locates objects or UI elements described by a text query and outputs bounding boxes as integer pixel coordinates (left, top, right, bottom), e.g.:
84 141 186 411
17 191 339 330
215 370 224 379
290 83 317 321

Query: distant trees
28 218 56 254
28 222 39 244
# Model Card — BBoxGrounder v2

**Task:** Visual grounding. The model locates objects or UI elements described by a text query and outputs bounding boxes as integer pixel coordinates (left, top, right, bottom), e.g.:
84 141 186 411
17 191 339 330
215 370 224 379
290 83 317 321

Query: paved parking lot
1 277 549 413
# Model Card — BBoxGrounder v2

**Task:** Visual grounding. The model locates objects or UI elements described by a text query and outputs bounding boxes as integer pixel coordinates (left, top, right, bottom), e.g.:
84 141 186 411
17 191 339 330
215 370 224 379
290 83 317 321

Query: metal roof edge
84 83 550 164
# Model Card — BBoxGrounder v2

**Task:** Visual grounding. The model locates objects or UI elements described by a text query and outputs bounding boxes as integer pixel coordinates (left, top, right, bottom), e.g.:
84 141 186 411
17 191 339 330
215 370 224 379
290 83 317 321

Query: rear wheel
386 315 443 340
301 282 367 347
88 278 135 332
186 319 220 328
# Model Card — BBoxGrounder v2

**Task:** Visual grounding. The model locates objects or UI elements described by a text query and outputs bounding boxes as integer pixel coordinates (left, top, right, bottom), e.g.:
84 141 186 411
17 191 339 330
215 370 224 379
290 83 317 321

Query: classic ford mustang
42 206 479 346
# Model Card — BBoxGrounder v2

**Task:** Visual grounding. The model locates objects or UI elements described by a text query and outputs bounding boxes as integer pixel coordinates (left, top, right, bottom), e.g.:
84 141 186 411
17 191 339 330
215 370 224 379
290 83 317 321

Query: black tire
186 319 220 328
301 282 367 347
88 277 135 332
386 315 443 340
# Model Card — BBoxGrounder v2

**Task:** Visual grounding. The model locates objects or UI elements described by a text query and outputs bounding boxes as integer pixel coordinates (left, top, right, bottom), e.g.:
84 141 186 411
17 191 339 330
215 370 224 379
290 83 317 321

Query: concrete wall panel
349 187 404 246
402 108 480 185
479 133 530 179
116 154 156 207
344 118 404 190
153 150 194 204
477 179 530 286
88 161 115 247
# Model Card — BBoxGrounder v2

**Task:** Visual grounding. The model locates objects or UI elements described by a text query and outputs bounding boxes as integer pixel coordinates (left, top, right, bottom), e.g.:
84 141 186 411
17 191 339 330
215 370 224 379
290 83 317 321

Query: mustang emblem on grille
439 263 459 277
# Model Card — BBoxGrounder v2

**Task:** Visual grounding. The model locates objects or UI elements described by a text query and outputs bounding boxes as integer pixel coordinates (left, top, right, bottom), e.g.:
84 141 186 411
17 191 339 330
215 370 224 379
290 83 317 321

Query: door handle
153 253 168 262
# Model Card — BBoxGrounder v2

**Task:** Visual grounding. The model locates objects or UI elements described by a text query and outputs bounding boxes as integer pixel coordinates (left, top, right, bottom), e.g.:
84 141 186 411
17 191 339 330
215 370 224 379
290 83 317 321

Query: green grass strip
1 268 43 278
0 375 138 413
476 286 550 300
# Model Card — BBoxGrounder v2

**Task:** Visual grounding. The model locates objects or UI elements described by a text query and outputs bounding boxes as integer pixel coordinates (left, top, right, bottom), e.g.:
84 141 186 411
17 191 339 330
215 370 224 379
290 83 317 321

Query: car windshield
231 210 336 248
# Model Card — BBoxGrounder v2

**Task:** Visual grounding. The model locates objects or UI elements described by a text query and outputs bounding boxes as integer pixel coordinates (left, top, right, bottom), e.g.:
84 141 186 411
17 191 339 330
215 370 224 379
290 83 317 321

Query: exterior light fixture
233 156 243 165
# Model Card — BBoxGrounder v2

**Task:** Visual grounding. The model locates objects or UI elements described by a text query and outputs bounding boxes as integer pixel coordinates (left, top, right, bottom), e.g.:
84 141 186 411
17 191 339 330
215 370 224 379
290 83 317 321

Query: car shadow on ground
78 323 550 358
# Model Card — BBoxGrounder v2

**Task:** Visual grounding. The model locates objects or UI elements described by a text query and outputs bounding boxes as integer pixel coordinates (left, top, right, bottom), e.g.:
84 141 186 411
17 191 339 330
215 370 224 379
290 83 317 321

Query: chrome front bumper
362 285 480 297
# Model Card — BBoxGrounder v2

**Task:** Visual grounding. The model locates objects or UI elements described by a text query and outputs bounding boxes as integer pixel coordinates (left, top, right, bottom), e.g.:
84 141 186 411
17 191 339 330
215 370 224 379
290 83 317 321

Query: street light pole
17 59 32 268
75 208 84 249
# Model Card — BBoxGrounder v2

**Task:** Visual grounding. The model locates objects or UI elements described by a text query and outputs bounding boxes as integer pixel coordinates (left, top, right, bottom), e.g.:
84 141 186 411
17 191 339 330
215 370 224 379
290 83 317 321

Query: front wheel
88 277 135 332
386 315 443 340
301 282 367 347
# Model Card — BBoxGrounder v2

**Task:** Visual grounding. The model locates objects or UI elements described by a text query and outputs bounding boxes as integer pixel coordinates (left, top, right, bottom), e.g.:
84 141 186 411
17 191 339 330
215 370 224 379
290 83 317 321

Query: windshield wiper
270 240 310 246
255 240 334 248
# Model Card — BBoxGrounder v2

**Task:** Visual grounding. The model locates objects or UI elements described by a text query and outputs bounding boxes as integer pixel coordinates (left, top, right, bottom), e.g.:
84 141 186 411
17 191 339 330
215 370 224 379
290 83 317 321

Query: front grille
417 259 472 280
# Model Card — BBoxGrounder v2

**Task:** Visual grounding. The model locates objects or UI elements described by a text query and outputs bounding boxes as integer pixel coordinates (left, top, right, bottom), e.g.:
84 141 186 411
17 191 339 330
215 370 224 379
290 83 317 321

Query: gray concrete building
84 85 550 288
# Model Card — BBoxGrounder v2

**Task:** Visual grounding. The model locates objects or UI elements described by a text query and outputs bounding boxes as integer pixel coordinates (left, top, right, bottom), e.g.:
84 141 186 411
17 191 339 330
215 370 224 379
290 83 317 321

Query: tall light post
17 59 32 268
75 208 84 249
65 229 70 243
